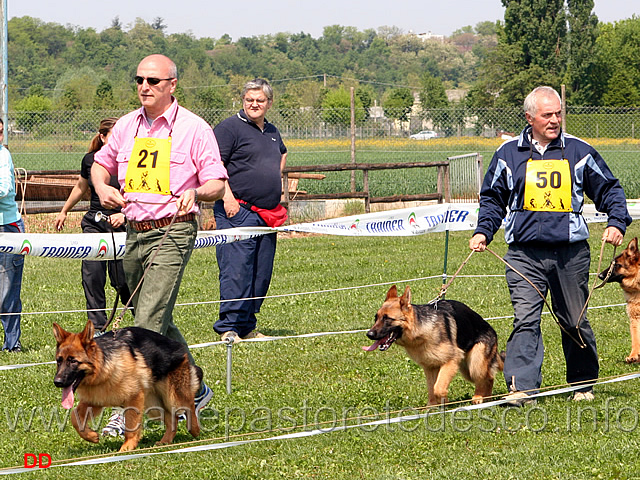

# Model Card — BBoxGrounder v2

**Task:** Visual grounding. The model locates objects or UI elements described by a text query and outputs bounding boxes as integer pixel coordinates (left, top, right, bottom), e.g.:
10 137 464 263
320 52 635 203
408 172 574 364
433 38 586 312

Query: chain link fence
7 106 640 205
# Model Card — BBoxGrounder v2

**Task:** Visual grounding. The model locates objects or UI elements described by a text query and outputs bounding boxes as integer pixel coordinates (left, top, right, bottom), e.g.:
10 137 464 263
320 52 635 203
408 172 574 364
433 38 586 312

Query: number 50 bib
523 159 572 212
124 137 172 195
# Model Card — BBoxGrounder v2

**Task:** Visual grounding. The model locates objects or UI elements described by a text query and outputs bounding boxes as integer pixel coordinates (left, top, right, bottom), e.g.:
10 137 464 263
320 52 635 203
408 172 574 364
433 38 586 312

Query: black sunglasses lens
134 76 162 85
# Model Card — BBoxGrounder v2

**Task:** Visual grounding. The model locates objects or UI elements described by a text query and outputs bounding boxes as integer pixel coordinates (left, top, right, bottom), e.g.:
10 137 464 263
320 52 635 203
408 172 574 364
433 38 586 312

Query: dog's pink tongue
361 339 384 352
61 386 74 409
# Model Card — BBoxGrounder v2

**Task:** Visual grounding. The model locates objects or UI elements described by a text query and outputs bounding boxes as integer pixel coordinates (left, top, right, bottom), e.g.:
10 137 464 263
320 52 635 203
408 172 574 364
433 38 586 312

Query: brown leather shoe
241 331 267 340
221 331 240 344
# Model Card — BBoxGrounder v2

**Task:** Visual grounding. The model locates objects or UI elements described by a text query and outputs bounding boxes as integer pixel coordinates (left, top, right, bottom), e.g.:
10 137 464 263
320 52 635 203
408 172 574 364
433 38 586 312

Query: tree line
8 0 640 129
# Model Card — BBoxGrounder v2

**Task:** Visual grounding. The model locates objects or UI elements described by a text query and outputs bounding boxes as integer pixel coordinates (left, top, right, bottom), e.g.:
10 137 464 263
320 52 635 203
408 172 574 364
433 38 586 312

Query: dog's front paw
625 354 640 364
82 430 100 444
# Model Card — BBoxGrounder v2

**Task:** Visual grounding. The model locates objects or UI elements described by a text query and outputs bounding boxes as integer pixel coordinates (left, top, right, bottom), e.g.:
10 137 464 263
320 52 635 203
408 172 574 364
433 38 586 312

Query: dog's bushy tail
495 351 506 372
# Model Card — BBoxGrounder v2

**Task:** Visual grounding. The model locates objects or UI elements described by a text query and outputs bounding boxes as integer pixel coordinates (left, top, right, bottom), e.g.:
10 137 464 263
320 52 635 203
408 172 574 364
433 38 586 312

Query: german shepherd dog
363 285 504 405
599 237 640 363
53 320 202 452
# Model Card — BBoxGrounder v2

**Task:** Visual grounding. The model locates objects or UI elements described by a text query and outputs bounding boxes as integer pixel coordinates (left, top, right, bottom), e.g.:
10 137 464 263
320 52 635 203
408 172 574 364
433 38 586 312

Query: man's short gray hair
524 86 561 116
242 78 273 101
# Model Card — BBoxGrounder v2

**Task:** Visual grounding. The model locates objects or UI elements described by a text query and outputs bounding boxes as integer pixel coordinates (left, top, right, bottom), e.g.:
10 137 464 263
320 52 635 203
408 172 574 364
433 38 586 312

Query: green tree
54 67 99 110
321 88 365 127
418 73 451 132
502 0 567 73
93 79 115 109
471 0 568 108
194 86 228 126
595 18 640 107
564 0 600 105
15 94 53 131
603 70 640 107
383 88 414 121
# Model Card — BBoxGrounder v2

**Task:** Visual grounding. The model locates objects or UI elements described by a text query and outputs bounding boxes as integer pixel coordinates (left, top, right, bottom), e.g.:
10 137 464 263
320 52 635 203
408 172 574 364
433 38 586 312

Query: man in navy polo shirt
213 78 287 342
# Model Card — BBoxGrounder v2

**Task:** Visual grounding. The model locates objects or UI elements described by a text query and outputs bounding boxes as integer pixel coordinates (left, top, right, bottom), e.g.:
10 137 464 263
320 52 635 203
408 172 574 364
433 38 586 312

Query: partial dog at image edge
363 285 504 405
599 236 640 363
52 320 202 452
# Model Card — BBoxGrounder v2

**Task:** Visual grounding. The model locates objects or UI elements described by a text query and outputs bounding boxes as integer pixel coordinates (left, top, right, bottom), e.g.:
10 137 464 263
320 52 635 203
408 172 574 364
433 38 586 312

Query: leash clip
95 211 109 223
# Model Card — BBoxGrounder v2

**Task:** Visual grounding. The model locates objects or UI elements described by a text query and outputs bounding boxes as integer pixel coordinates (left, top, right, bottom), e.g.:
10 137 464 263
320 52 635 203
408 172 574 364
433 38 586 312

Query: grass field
1 216 640 478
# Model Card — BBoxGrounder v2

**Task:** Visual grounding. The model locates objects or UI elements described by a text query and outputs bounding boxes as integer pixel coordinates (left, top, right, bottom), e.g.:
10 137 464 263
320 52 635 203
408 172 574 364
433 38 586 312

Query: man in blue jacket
469 86 631 405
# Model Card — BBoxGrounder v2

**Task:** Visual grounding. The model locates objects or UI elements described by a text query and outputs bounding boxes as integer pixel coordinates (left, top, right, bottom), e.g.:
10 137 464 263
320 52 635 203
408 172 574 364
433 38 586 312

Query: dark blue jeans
213 201 277 337
503 241 598 394
0 219 24 350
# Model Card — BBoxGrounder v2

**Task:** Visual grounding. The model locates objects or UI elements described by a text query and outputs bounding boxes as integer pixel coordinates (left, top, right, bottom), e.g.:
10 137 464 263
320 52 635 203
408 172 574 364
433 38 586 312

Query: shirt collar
237 109 269 129
139 96 179 127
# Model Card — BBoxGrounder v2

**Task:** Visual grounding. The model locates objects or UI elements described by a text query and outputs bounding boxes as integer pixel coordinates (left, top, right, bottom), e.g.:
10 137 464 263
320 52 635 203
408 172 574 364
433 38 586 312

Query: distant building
415 31 445 42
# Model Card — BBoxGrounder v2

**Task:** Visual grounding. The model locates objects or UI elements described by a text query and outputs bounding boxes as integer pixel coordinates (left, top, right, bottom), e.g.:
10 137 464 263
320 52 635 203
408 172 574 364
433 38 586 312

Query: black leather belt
129 213 196 232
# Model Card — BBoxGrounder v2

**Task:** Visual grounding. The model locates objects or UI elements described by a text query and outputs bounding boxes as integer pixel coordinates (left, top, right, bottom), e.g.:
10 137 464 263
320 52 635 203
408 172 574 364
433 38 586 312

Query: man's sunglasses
134 76 174 86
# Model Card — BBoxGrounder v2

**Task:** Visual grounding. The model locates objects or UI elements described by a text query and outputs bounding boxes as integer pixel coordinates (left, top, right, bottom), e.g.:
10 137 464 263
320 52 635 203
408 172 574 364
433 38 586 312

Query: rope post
441 229 450 298
225 337 234 394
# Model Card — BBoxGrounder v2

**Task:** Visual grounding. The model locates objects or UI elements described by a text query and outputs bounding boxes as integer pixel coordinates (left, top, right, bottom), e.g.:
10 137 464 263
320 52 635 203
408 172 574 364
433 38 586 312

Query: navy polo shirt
213 110 287 210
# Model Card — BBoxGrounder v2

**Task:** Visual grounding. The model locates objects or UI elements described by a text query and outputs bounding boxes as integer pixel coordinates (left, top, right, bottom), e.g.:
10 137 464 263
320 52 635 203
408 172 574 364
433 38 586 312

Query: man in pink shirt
92 54 227 435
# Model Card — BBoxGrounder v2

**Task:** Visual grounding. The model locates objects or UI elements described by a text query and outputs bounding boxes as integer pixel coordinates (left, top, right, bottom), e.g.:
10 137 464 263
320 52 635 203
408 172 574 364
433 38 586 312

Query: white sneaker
179 383 214 422
194 383 214 413
572 391 595 402
503 391 536 407
102 410 125 437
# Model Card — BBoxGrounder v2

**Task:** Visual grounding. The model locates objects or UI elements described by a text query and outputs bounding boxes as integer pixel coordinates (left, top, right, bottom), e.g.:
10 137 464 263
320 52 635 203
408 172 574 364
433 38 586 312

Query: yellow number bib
523 159 572 212
124 137 172 195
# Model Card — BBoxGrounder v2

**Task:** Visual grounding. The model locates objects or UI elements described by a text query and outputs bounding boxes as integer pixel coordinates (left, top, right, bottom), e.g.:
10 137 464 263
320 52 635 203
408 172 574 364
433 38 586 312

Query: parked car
409 130 438 140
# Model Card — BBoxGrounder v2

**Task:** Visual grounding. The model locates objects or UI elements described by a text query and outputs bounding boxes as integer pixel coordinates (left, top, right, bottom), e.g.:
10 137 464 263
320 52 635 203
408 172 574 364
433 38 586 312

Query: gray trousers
124 220 197 364
503 241 598 393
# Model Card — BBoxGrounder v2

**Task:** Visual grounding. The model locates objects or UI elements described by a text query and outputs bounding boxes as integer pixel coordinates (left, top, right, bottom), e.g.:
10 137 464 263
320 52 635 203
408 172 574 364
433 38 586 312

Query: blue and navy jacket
474 126 631 245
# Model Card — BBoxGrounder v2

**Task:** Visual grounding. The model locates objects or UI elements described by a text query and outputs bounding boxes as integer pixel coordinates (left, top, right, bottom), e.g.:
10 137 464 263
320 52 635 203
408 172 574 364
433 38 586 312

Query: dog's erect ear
52 323 70 345
399 286 412 312
79 320 95 345
385 285 398 301
629 237 639 257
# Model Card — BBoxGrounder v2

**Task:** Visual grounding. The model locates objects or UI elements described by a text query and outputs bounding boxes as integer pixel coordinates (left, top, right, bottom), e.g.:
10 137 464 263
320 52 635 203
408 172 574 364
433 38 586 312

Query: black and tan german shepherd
363 285 504 405
599 237 640 363
53 320 202 452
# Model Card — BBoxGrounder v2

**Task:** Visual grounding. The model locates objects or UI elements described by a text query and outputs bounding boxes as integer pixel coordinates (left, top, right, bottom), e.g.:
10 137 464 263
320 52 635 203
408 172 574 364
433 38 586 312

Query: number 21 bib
523 159 572 212
124 136 172 195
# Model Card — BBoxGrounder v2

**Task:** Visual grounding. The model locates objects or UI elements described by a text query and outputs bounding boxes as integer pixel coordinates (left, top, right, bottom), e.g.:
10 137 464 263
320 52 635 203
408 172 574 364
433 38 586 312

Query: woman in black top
55 117 131 331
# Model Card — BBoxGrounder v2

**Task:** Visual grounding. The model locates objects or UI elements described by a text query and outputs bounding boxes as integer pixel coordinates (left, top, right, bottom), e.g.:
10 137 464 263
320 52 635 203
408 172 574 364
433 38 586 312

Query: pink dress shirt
94 99 228 221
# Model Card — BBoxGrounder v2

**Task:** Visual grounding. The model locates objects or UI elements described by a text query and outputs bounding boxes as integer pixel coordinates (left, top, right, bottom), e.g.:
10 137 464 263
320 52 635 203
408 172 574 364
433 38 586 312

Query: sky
7 0 639 40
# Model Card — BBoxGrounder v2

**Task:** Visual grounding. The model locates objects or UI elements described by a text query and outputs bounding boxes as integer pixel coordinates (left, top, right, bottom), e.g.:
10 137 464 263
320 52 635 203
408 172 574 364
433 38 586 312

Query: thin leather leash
94 211 124 333
102 208 181 333
433 238 616 349
484 246 586 348
576 238 617 332
486 239 617 349
430 250 475 303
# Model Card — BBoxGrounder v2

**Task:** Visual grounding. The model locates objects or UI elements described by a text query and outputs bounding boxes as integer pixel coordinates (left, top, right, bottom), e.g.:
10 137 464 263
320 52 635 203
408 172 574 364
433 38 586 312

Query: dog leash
430 250 475 303
107 208 182 332
94 212 125 334
576 237 617 333
486 239 615 348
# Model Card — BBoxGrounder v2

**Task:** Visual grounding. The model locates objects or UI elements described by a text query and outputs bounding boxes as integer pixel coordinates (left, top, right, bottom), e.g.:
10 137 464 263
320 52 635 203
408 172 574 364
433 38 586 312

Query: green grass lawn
1 221 640 478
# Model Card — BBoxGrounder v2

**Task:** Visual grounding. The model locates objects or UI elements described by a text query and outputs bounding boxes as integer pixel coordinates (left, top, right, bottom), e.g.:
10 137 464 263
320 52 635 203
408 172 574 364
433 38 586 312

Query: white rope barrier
1 371 638 475
0 202 634 260
0 301 627 373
